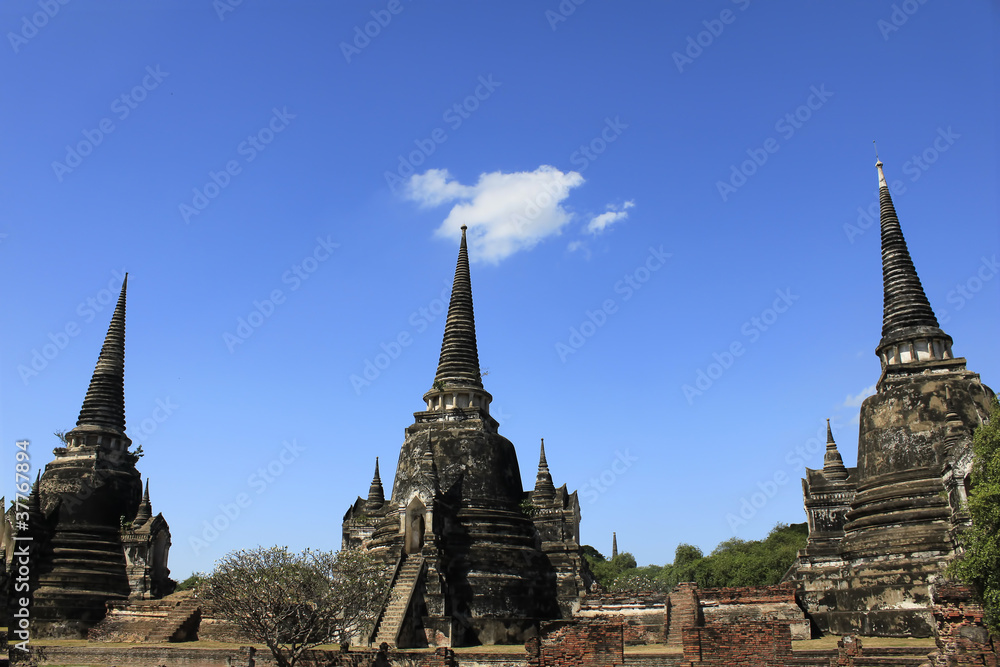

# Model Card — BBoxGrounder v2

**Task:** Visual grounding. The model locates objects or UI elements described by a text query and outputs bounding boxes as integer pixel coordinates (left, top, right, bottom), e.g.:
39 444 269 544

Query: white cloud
567 239 591 259
842 384 876 408
585 200 635 235
405 169 474 207
404 166 585 264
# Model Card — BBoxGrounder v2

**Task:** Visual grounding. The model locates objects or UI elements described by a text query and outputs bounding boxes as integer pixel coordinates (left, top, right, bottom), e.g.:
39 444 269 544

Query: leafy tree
950 397 1000 635
175 572 207 591
610 565 668 593
583 550 637 588
587 524 807 593
206 545 387 667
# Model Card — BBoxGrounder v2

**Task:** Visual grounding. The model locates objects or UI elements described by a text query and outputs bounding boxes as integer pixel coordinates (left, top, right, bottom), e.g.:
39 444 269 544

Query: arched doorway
404 497 426 555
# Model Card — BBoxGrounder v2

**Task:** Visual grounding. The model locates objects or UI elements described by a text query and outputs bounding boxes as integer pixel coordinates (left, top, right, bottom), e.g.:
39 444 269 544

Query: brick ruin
784 160 996 637
576 591 665 644
923 585 998 667
527 618 625 667
663 584 810 644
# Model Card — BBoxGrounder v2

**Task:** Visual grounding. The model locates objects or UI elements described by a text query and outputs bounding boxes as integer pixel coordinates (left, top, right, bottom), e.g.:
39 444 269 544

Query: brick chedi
343 226 589 647
20 277 174 638
784 161 995 636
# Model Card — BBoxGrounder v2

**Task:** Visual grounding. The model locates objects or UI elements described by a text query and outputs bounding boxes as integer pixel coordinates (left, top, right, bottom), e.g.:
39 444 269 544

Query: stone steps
87 592 202 643
145 598 201 642
374 557 424 647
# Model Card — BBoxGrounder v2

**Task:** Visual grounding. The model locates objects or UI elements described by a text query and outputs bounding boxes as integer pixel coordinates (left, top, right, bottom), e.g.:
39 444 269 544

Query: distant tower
786 160 994 636
345 226 588 646
612 532 618 559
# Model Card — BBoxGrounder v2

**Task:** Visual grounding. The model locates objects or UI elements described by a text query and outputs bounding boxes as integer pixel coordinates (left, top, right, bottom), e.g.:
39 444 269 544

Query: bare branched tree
206 545 387 667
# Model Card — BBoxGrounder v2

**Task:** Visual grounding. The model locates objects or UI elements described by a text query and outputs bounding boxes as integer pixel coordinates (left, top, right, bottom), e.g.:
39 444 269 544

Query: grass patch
625 643 683 654
793 636 937 650
450 644 528 654
32 638 270 650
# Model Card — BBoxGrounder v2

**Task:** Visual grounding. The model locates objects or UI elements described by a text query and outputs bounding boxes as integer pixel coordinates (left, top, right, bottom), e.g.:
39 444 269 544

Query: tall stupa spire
434 225 483 389
874 160 953 369
75 275 128 435
422 226 494 420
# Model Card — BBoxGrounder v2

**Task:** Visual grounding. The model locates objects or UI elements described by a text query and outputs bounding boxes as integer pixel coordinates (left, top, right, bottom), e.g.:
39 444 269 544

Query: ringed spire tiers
74 275 129 437
366 457 385 512
822 419 849 481
533 439 556 500
874 161 953 368
132 479 152 527
422 225 494 421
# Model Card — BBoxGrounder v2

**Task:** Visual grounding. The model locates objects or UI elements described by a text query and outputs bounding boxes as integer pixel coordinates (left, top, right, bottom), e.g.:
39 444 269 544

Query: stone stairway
374 556 424 647
88 590 202 643
145 593 202 642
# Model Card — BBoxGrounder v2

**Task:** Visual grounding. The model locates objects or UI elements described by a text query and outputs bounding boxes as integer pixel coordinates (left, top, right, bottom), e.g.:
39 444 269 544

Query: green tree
206 546 387 667
175 572 207 591
598 524 807 593
950 397 1000 635
583 550 637 589
702 524 807 587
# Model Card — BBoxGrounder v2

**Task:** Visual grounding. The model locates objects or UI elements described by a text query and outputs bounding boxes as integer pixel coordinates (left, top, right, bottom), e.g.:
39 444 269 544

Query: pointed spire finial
132 477 152 528
29 471 41 511
75 275 128 435
822 419 849 481
432 225 483 389
875 142 887 189
533 438 556 501
874 160 952 366
366 457 385 511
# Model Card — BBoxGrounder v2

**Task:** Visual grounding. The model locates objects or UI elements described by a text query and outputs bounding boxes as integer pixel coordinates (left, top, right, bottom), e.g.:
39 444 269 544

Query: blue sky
1 2 997 581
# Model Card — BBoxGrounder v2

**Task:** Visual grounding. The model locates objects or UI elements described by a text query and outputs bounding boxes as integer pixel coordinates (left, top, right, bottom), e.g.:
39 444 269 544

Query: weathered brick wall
925 585 998 667
699 586 809 641
835 635 863 667
681 620 792 667
667 583 700 647
664 584 809 643
579 592 665 645
526 618 624 667
697 585 797 606
581 592 666 607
